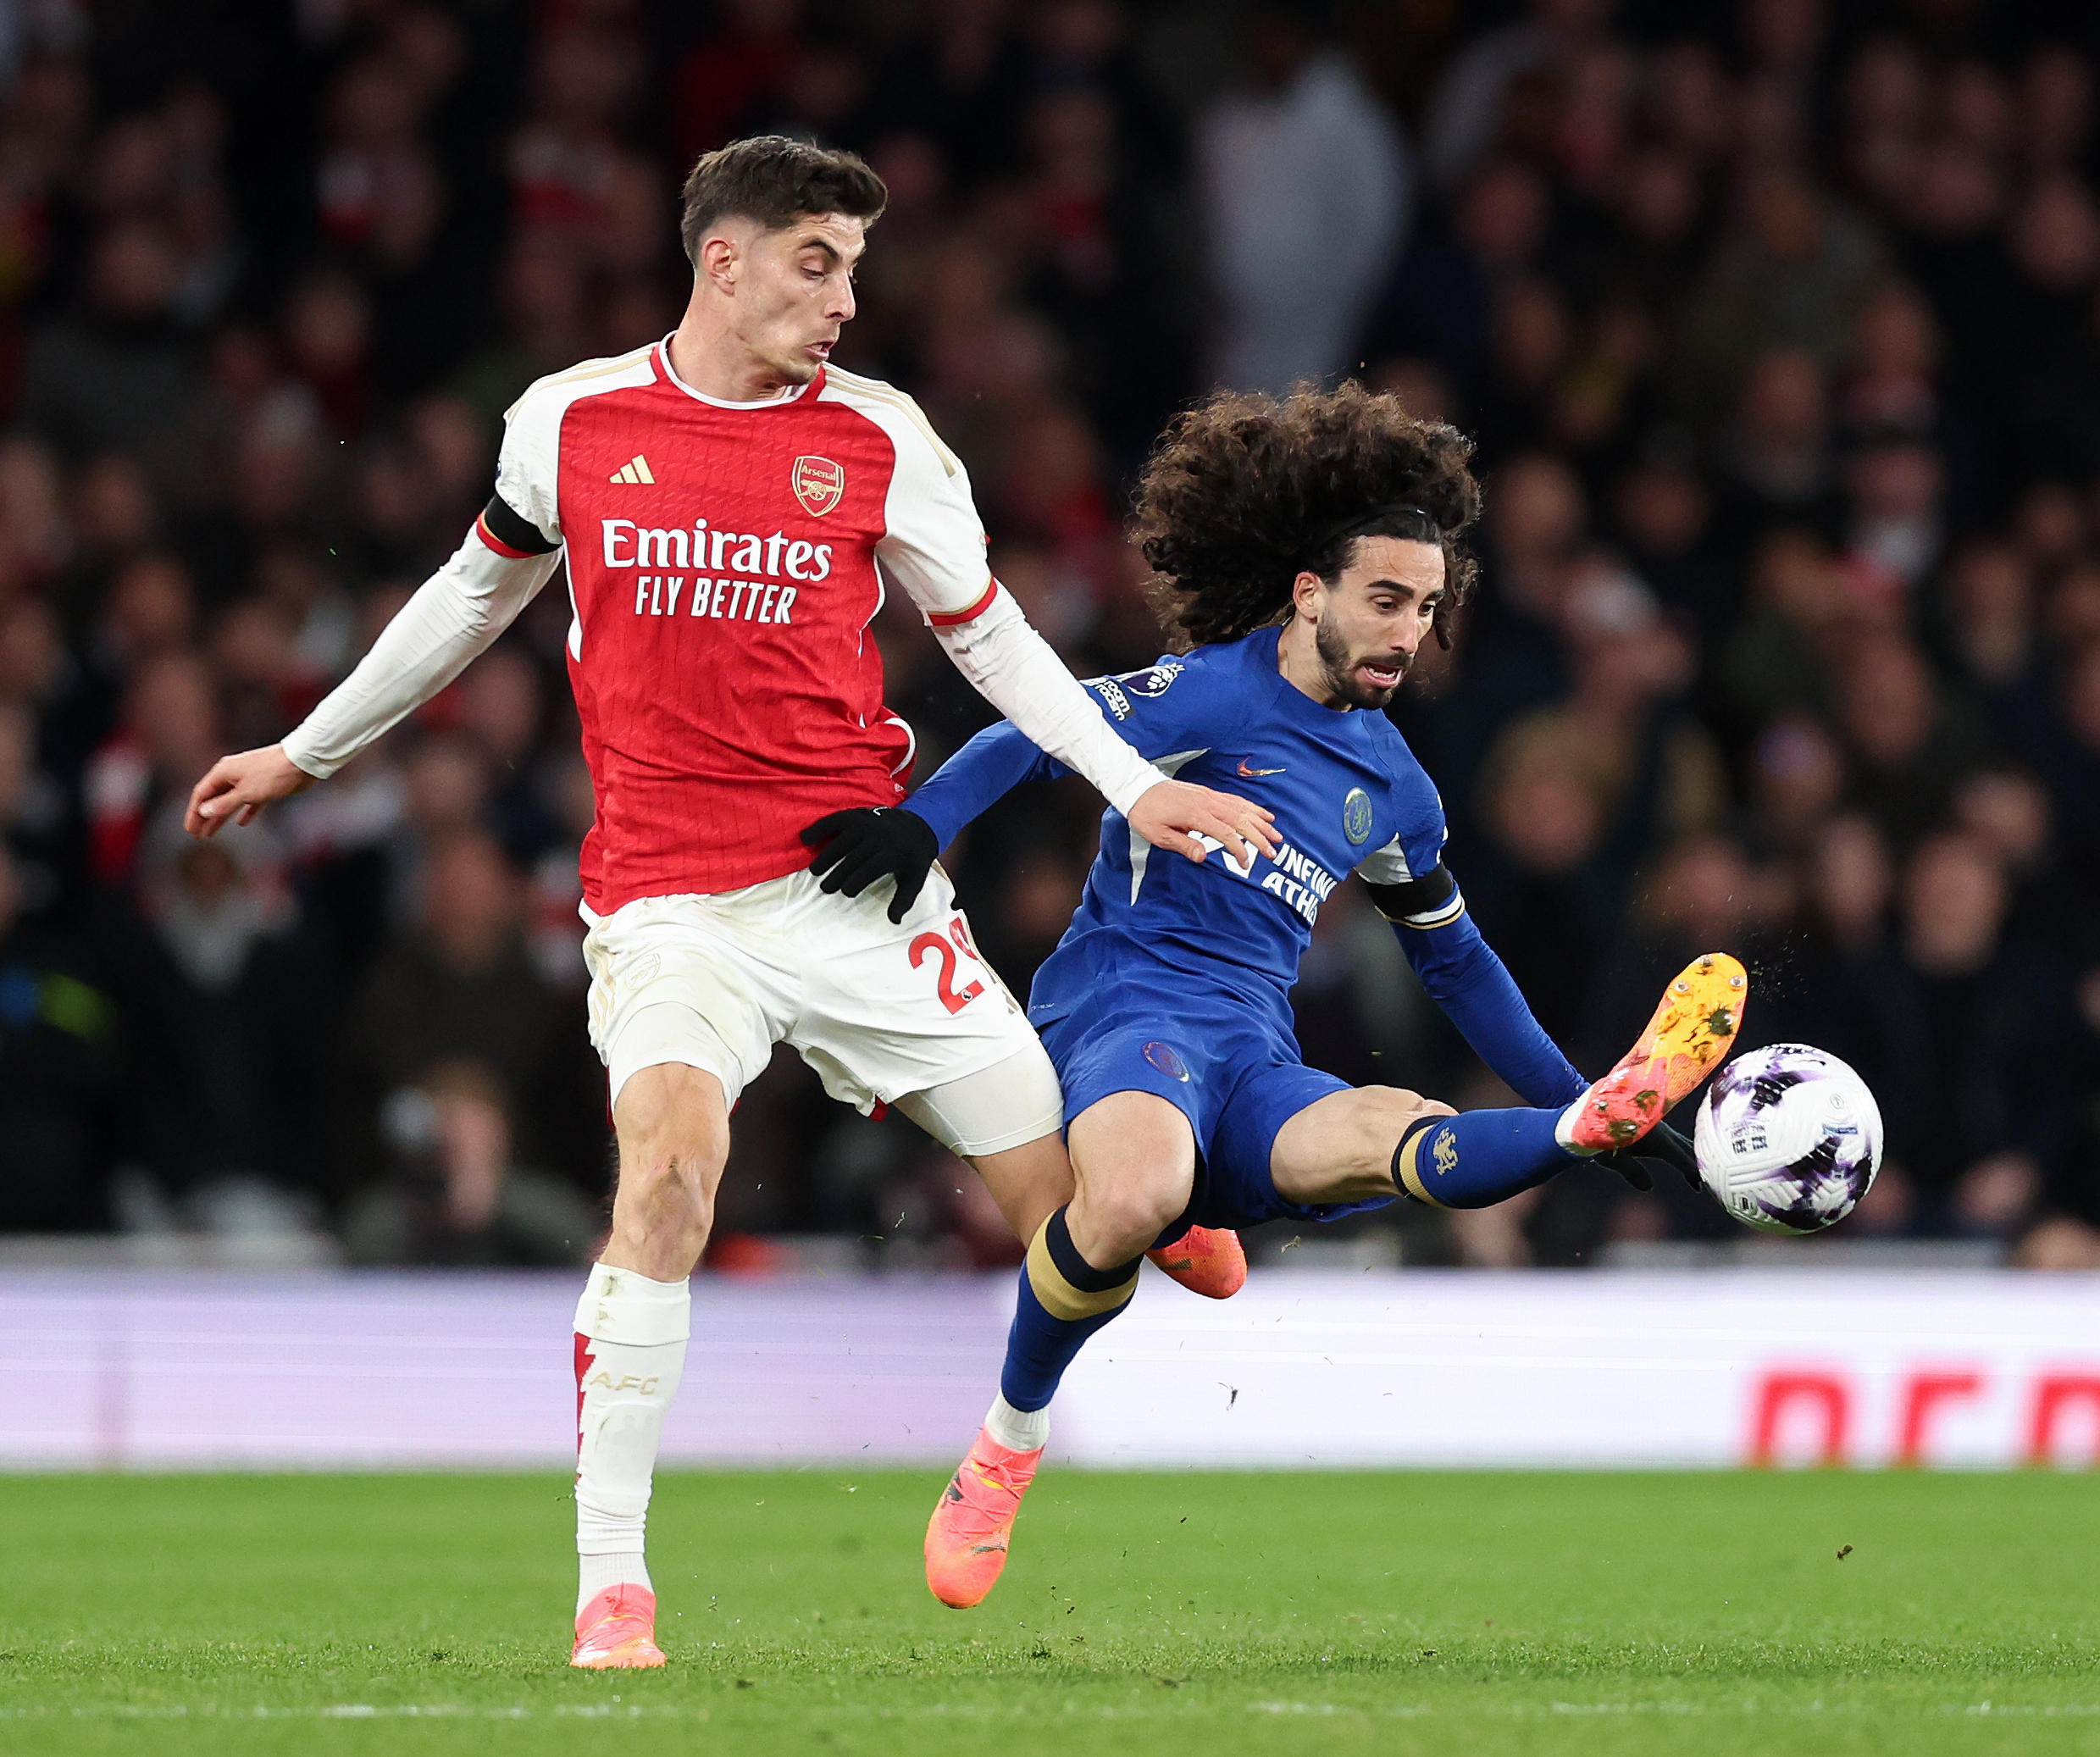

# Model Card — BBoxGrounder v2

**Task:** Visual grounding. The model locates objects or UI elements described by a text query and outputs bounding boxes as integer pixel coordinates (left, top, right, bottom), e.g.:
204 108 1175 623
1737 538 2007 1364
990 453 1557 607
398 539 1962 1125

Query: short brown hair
1132 381 1482 651
679 136 887 264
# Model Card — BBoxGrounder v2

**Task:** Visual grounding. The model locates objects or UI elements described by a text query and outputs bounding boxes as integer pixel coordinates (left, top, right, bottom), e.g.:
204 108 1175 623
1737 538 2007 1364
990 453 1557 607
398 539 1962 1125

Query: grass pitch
2 1471 2096 1755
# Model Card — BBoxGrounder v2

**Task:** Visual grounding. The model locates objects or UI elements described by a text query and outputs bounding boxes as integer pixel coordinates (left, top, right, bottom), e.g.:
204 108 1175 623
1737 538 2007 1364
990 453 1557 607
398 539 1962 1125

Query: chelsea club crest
1342 786 1373 845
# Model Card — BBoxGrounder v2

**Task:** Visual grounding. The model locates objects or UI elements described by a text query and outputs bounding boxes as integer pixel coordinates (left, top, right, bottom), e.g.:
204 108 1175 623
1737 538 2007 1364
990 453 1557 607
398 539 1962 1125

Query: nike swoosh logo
1237 760 1286 778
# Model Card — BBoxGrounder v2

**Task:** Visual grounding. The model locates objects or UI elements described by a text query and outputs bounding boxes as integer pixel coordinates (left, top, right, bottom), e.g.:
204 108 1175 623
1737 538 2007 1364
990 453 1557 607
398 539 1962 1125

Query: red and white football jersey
485 340 1000 912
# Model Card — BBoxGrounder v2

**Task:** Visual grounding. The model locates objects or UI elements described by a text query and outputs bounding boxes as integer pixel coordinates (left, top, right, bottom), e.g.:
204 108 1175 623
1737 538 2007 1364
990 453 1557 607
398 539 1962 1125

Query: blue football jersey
908 626 1450 1029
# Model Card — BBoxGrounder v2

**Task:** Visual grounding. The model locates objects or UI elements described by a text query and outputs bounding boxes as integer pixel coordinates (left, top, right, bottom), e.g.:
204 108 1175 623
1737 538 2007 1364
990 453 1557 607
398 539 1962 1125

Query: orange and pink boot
1565 952 1747 1152
924 1427 1044 1609
570 1584 667 1669
1146 1224 1246 1299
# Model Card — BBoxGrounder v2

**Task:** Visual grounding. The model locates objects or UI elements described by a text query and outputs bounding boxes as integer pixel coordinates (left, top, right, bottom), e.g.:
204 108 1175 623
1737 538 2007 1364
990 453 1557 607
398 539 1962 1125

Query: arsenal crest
791 454 845 517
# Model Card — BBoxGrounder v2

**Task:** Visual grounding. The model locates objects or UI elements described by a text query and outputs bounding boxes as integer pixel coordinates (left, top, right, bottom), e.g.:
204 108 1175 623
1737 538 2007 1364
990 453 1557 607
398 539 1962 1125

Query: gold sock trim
1394 1122 1449 1208
1025 1221 1139 1322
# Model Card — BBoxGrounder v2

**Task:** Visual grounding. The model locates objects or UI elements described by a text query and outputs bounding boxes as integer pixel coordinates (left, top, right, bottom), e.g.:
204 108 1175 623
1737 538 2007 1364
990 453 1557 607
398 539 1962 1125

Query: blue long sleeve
1394 909 1587 1109
905 718 1067 849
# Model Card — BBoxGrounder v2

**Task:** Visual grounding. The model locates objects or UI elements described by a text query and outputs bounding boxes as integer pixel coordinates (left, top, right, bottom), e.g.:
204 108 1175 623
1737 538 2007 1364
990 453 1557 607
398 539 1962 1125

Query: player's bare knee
614 1067 729 1179
1075 1163 1192 1261
607 1065 729 1268
1387 1088 1454 1125
616 1062 727 1138
607 1150 716 1272
618 1147 717 1220
1354 1085 1447 1123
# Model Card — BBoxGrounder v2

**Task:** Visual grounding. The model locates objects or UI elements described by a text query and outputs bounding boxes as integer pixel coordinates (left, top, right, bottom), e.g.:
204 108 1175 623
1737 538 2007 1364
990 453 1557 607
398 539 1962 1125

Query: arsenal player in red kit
185 136 1275 1666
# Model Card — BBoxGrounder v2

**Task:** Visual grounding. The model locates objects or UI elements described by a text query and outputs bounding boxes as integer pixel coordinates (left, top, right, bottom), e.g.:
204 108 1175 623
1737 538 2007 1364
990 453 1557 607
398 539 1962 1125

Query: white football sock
984 1390 1050 1453
1554 1102 1602 1156
573 1262 689 1616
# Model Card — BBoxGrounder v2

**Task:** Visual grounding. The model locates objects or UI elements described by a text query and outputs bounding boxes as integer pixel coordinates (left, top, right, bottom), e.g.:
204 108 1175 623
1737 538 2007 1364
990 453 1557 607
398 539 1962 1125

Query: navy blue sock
1393 1106 1578 1210
998 1207 1140 1414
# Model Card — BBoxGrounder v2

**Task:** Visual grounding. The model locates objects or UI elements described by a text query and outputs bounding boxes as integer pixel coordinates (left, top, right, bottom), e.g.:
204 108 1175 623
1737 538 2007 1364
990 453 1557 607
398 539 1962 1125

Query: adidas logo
609 455 655 485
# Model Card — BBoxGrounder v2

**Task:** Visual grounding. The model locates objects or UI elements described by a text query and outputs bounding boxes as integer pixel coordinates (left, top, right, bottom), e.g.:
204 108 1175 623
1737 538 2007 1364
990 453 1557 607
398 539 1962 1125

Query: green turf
2 1471 2096 1755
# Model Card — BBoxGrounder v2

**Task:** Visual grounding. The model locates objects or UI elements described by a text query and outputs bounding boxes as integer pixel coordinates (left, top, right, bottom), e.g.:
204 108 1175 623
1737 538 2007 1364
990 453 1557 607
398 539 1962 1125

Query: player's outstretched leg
1390 953 1747 1210
1564 952 1746 1150
926 1209 1139 1607
928 1092 1193 1608
1146 1223 1247 1299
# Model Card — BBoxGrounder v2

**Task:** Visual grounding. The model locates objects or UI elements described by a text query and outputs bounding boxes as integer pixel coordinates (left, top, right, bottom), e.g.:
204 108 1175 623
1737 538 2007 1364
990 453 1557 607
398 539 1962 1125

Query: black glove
1598 1117 1699 1194
801 807 939 923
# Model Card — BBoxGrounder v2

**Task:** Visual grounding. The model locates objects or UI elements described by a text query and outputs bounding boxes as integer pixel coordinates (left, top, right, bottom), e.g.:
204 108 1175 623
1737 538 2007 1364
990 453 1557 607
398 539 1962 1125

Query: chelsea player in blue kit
803 385 1746 1608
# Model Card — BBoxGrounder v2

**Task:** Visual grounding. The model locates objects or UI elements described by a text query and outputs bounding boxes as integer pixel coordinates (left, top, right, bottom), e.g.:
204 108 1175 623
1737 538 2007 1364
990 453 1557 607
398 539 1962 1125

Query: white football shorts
579 865 1063 1158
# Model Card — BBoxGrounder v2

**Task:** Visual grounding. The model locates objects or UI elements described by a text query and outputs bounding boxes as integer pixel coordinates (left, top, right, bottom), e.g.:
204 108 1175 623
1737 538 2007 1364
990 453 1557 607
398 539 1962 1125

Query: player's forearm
906 720 1066 849
932 590 1161 818
1391 908 1587 1109
281 529 561 779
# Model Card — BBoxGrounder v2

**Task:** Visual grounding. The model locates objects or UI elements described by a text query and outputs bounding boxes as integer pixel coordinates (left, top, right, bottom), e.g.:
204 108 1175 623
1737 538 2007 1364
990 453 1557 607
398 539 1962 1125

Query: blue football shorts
1035 982 1394 1233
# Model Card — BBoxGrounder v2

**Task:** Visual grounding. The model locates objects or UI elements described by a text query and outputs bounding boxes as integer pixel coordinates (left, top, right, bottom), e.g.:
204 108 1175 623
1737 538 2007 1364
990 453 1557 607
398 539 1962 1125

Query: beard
1314 610 1410 709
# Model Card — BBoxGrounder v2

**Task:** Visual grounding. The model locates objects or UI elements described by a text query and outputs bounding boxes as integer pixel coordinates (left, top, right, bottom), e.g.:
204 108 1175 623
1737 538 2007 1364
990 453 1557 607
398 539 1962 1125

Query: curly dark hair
1130 381 1482 651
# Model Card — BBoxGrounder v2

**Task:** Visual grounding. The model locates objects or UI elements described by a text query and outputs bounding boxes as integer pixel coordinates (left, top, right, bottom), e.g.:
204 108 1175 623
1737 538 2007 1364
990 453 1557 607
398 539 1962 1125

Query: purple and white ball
1693 1044 1883 1234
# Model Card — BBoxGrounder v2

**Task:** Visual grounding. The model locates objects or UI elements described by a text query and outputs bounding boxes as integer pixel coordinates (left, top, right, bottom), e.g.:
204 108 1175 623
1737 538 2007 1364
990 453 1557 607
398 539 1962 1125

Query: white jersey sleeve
280 531 560 779
280 347 658 779
932 592 1162 818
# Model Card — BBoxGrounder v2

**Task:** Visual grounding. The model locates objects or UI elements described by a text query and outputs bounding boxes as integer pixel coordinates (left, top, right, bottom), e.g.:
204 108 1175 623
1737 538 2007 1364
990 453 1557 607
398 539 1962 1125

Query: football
1693 1044 1883 1234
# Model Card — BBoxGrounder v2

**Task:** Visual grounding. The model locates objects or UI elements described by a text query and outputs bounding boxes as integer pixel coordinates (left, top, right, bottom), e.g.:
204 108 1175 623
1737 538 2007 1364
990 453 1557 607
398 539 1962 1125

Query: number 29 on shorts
910 916 986 1014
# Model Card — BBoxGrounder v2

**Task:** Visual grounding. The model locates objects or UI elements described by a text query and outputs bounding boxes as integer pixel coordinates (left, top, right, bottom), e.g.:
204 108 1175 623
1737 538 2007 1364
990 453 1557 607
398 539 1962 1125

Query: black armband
477 493 559 557
1365 862 1460 926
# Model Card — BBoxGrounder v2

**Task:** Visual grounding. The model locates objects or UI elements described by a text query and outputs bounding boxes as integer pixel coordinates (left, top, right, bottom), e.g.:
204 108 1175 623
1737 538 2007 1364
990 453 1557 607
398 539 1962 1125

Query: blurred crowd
3 0 2100 1270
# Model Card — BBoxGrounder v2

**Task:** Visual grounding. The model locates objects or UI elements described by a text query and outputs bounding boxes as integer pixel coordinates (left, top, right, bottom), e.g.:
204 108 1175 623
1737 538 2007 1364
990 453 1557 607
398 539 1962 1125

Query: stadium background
0 0 2098 1283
